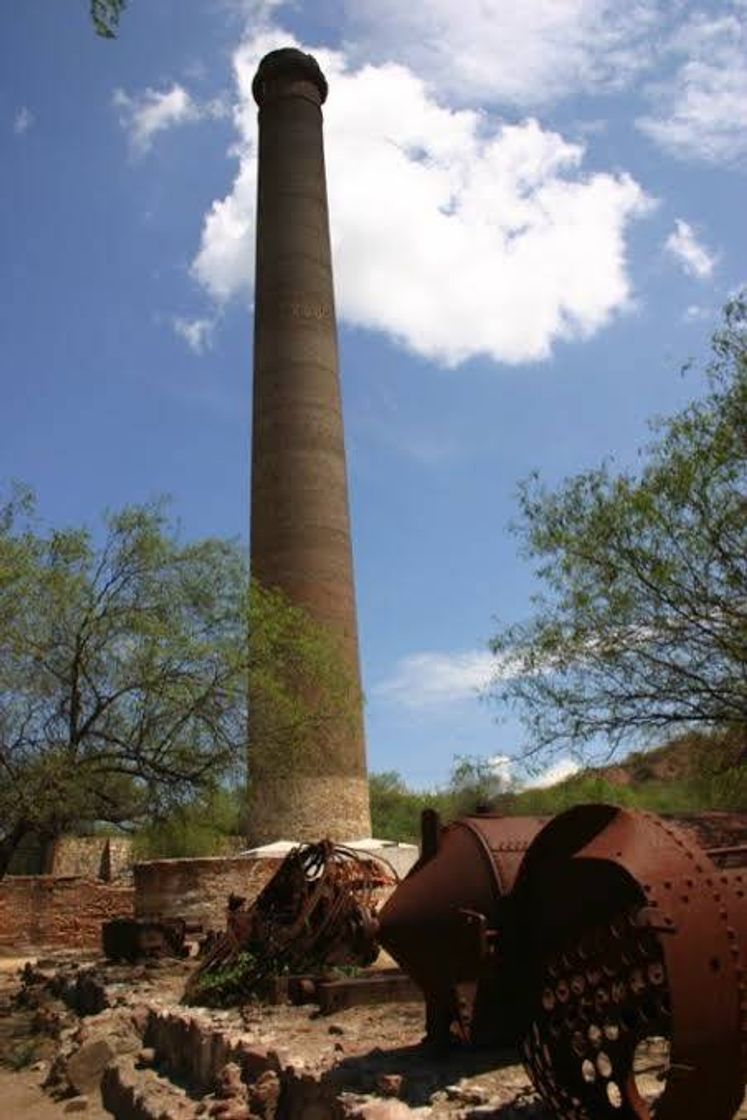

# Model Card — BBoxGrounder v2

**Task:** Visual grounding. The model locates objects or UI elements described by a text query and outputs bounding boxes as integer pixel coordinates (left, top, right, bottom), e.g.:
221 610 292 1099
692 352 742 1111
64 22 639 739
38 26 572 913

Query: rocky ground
0 953 745 1119
0 953 546 1119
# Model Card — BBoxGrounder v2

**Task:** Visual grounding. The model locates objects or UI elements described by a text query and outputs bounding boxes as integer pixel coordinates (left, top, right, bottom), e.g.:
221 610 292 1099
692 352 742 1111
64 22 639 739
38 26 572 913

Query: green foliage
370 731 746 839
370 771 433 842
248 582 359 780
185 951 260 1008
489 295 747 761
0 491 350 874
446 754 513 815
506 762 747 817
505 774 694 816
133 786 243 860
370 757 513 840
0 492 248 872
91 0 126 38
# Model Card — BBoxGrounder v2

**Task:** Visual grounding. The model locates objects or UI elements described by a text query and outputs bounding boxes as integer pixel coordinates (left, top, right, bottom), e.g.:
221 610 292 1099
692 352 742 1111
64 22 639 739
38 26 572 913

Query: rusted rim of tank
458 816 548 896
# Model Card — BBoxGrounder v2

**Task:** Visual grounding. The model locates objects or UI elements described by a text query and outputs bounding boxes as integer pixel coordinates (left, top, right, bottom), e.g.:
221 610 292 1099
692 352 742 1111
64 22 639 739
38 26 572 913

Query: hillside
503 729 746 817
368 730 746 842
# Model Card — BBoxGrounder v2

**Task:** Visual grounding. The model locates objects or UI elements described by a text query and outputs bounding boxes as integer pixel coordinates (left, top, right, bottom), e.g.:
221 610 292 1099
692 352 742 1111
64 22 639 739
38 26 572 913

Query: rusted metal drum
378 813 546 1045
511 805 747 1120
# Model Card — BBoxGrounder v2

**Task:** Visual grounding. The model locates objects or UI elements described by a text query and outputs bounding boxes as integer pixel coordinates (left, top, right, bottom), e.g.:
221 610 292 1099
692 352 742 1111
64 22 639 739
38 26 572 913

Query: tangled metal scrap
378 805 747 1120
184 840 394 1004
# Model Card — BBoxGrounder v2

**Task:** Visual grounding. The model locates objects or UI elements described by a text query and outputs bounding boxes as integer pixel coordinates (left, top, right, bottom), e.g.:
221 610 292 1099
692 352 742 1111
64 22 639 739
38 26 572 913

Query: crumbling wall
134 856 281 929
0 876 134 950
101 836 134 881
45 835 134 881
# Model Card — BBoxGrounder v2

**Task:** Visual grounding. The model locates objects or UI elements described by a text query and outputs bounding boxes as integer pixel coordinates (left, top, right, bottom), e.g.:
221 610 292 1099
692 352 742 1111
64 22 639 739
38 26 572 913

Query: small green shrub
184 951 261 1007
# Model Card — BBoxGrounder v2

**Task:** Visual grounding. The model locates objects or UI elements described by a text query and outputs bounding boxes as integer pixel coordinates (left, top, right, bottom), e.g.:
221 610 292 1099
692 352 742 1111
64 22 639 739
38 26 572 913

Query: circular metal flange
512 805 745 1120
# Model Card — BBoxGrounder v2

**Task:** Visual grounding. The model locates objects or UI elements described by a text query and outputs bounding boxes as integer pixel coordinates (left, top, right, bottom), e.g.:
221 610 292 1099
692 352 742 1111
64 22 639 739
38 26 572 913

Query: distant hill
593 733 714 787
502 729 746 817
369 730 746 843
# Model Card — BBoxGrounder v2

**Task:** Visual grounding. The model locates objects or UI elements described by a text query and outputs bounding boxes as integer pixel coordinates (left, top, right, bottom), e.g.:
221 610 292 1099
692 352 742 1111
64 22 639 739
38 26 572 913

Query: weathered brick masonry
247 49 371 843
0 876 134 950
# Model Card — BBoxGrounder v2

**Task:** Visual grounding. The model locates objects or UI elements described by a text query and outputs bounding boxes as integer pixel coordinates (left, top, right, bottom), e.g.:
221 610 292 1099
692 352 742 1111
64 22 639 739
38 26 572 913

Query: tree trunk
0 820 31 879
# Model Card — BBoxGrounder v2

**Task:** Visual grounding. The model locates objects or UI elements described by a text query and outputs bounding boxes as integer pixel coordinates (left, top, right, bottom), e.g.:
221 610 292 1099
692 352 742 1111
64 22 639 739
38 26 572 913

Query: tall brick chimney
246 48 371 843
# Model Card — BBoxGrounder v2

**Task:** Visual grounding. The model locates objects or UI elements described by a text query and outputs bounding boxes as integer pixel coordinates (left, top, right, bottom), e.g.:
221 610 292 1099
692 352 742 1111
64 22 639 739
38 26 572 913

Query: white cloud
192 30 652 367
224 0 285 15
13 106 34 135
683 303 713 322
114 83 200 155
172 315 216 353
486 754 514 786
376 651 494 708
339 0 657 108
375 649 507 709
524 756 581 788
638 9 747 164
664 220 717 280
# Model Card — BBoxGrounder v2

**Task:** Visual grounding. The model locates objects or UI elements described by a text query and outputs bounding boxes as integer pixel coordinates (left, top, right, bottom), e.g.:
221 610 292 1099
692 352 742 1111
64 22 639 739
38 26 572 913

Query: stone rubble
18 951 726 1120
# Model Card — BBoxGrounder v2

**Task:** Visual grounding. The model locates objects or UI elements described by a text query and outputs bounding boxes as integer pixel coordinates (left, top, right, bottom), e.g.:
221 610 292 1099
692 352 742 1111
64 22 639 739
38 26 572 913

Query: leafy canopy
90 0 126 38
0 490 353 872
488 295 747 762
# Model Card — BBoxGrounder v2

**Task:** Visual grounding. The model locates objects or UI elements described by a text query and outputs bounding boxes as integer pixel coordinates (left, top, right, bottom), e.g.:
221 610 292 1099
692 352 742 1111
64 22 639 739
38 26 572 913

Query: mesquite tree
0 492 353 873
489 296 747 763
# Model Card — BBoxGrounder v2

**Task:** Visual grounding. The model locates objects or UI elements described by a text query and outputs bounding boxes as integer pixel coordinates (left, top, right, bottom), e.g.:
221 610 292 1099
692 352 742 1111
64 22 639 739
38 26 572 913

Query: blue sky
2 1 746 790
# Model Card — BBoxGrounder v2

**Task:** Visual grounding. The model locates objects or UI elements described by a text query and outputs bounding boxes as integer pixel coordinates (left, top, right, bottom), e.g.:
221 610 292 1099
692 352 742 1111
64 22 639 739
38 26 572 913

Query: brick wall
134 856 281 930
0 876 134 951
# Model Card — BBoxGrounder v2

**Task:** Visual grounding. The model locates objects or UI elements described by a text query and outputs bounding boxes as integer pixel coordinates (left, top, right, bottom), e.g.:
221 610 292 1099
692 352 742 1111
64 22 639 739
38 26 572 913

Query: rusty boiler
378 805 747 1120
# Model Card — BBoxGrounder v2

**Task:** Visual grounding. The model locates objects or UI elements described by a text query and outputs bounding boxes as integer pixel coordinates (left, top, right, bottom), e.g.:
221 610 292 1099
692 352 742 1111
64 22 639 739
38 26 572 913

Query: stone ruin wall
46 835 134 882
0 855 283 951
134 855 282 930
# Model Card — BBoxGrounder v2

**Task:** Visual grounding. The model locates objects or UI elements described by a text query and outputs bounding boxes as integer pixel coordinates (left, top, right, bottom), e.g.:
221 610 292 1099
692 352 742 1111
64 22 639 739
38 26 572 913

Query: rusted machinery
378 806 747 1120
184 840 395 1005
181 806 747 1116
378 809 547 1047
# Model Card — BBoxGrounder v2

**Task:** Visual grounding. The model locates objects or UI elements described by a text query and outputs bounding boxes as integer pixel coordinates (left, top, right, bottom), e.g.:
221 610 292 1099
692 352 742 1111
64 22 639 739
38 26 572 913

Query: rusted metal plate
378 815 546 983
316 970 422 1014
378 813 546 1046
521 907 671 1118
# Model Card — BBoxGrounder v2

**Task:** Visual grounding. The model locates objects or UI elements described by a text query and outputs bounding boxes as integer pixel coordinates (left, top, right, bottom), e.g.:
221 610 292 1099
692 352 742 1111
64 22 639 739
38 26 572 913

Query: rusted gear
512 805 747 1119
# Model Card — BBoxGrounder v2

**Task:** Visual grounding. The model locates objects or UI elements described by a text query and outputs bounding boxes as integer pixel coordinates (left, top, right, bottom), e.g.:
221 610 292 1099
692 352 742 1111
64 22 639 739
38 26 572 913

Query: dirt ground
1 953 746 1119
0 1066 110 1119
0 958 109 1117
0 953 546 1118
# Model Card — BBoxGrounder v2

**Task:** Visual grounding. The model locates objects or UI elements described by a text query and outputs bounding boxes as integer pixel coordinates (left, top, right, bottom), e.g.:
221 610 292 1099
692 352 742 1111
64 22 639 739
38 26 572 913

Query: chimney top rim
253 48 328 105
